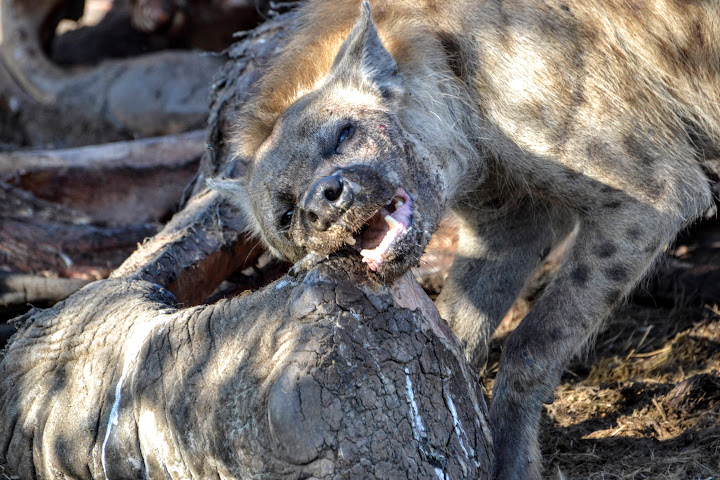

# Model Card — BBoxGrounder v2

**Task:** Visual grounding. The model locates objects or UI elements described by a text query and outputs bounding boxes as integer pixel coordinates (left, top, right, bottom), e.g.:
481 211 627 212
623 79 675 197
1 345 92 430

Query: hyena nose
303 174 354 231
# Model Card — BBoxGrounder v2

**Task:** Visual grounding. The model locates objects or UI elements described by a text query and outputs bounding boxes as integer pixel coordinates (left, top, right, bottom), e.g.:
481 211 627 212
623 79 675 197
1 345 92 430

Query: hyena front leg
489 197 708 480
436 199 576 370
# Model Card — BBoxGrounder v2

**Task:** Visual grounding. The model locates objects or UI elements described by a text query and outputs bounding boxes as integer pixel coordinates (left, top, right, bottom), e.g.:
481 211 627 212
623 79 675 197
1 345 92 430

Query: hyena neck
398 68 485 203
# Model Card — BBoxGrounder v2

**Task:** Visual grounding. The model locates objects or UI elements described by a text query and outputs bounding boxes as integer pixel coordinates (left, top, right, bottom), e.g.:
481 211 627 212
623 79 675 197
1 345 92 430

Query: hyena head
213 3 460 279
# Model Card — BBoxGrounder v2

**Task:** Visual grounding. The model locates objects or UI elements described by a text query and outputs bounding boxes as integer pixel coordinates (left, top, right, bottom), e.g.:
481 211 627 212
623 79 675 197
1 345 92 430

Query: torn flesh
354 188 413 271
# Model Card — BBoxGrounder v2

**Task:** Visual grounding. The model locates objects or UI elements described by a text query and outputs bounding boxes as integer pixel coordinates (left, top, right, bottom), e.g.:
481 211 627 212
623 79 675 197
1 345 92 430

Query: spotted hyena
211 1 719 478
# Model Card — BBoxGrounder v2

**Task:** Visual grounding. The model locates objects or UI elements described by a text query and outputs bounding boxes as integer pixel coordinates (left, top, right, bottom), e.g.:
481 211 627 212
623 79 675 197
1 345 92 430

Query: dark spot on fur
596 242 617 258
571 264 591 286
570 86 584 105
437 31 464 79
603 200 622 209
587 139 611 161
380 88 395 100
693 20 705 47
627 225 643 240
560 4 570 11
540 246 552 259
549 328 563 342
683 116 720 159
642 178 666 201
624 135 656 166
488 196 505 210
624 0 646 13
605 289 624 305
564 169 581 180
605 263 629 282
678 46 692 64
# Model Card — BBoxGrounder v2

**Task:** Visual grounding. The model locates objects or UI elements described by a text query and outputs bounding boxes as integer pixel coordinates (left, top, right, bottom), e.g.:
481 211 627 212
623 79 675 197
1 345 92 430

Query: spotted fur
213 1 719 478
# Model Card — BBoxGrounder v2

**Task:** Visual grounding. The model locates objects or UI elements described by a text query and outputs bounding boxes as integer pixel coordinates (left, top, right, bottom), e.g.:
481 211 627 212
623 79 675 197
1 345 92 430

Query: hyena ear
329 1 404 97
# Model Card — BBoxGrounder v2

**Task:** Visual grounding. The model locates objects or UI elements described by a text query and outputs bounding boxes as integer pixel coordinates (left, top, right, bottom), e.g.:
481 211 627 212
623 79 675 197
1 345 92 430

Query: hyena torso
214 1 719 478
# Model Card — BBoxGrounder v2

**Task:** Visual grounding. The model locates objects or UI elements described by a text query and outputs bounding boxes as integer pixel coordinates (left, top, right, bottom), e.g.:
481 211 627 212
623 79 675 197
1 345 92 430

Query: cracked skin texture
0 256 491 479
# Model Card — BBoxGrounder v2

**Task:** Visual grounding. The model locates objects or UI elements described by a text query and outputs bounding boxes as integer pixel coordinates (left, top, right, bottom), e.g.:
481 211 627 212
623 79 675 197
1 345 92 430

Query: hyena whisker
241 239 265 269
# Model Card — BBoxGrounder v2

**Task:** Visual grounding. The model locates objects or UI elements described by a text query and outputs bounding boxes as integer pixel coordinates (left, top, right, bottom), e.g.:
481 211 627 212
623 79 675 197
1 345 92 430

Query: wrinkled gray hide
0 257 492 479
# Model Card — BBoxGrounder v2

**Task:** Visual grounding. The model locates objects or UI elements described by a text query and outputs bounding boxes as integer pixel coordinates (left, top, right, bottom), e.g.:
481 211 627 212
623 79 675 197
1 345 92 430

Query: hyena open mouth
349 188 413 271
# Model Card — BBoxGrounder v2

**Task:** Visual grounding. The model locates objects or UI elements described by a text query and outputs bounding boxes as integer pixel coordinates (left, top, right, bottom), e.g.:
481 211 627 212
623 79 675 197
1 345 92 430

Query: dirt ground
477 220 720 480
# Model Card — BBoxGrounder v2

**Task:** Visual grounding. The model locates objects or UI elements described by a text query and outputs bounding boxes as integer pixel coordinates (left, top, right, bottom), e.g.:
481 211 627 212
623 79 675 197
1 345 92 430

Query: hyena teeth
360 248 382 262
394 199 405 209
385 215 401 229
346 236 356 246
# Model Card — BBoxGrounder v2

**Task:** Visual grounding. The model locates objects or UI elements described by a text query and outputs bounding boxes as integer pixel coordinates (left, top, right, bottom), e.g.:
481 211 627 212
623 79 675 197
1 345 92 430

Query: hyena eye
279 209 293 228
335 124 354 153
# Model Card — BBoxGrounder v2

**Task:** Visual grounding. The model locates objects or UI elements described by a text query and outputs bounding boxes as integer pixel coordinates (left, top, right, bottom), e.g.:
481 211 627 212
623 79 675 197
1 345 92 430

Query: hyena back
213 1 719 478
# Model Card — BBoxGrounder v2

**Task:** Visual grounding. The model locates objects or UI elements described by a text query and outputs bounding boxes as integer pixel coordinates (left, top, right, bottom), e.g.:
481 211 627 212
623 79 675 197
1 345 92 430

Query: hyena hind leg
436 199 576 371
